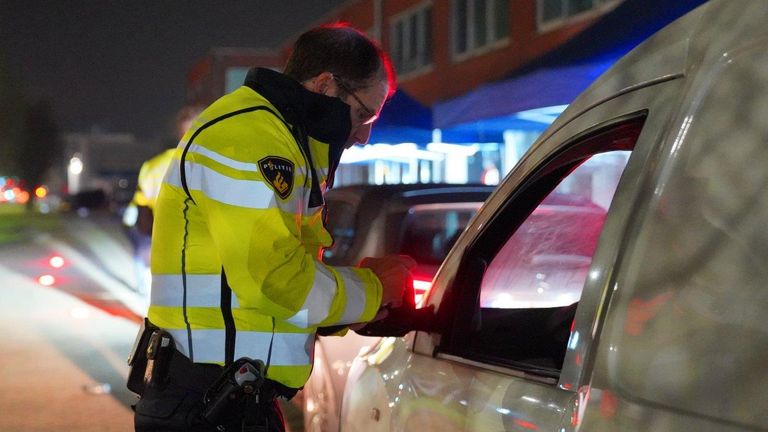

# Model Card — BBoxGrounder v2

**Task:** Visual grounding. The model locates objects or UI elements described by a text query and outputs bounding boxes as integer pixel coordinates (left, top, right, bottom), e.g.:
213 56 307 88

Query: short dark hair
284 23 396 98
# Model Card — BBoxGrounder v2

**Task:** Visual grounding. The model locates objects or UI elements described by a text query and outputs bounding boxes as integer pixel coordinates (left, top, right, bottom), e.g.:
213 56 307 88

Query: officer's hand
358 254 417 310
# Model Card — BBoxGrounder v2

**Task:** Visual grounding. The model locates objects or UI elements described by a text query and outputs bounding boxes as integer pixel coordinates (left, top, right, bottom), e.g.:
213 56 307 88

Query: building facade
185 1 623 186
185 48 283 107
297 0 622 186
325 0 619 106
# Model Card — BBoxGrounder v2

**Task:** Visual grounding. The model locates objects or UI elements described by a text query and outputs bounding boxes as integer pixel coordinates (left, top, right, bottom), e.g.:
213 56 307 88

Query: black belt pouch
127 317 157 395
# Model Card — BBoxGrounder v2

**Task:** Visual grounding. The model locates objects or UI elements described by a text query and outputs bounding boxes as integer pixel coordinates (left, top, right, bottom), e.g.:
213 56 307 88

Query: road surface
0 211 142 431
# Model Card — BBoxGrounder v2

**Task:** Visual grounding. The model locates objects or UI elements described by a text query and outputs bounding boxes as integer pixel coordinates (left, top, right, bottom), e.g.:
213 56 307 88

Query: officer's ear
304 72 335 96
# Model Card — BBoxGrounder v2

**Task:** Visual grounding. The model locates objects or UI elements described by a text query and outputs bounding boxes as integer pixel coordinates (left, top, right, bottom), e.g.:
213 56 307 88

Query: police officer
130 24 414 431
123 105 203 297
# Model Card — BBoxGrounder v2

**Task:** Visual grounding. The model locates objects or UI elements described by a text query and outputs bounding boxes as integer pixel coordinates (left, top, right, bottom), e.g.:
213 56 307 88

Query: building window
390 3 433 76
538 0 618 29
452 0 509 58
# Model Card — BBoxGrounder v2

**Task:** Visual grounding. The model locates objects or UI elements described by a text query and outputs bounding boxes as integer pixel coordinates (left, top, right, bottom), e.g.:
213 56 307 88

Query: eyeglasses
332 75 379 125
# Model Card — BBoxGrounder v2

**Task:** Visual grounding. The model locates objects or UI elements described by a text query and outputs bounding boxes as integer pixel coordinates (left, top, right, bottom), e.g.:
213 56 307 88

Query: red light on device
413 277 433 307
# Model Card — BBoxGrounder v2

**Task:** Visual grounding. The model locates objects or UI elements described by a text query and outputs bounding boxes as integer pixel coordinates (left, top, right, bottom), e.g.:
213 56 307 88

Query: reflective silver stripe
187 145 308 177
317 166 329 178
235 330 313 366
151 274 240 308
168 328 312 366
286 262 337 328
190 145 258 171
165 160 306 209
166 159 271 207
161 156 180 184
336 267 368 324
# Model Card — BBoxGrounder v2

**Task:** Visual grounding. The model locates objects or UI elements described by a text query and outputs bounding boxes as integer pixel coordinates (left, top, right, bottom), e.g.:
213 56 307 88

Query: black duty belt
167 347 298 400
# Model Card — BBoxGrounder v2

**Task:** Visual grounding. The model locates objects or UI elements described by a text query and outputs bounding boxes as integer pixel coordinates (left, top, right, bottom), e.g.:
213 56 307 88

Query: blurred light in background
35 186 48 199
38 274 56 286
68 154 84 194
68 156 83 175
16 190 29 204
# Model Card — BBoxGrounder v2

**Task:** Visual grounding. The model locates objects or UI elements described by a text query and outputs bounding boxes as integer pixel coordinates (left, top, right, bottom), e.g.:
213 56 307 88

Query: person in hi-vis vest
123 105 203 299
130 23 414 432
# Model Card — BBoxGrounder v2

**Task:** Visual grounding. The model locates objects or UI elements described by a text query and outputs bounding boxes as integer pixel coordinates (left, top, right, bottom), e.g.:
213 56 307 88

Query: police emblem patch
258 156 295 199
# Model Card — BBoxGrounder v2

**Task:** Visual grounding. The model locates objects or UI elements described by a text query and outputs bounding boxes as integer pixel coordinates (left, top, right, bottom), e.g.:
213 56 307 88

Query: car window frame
434 112 648 379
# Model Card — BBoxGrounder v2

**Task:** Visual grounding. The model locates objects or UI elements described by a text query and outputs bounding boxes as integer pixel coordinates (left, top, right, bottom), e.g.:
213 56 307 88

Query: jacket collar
243 68 351 151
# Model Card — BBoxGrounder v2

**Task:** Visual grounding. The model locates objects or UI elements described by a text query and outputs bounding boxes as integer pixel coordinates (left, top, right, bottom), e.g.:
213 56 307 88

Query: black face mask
245 67 352 202
244 68 351 150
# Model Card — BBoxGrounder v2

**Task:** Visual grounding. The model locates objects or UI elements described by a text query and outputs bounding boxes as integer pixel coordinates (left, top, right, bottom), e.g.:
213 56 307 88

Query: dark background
0 1 346 140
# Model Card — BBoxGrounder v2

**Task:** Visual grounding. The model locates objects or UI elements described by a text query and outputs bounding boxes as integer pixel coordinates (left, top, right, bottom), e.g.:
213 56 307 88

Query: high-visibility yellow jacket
132 148 176 209
148 68 383 389
123 148 175 227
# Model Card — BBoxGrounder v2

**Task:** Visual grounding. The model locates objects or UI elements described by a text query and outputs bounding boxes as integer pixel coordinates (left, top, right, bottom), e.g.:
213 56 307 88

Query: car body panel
345 335 574 432
344 82 674 431
342 1 768 431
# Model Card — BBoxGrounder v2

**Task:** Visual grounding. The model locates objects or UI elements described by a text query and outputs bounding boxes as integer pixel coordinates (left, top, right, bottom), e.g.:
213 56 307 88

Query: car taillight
412 277 433 307
49 255 65 268
38 274 56 286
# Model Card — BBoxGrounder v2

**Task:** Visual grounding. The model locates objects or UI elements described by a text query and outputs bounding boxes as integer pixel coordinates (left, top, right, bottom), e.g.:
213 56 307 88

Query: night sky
0 1 346 141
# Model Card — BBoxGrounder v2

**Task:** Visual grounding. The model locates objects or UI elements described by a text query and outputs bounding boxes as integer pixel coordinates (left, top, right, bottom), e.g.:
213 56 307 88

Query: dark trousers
133 350 285 432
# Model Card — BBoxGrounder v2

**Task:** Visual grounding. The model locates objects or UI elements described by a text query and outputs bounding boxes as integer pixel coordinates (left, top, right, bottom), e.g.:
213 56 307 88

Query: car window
480 152 629 309
398 203 482 266
444 114 646 377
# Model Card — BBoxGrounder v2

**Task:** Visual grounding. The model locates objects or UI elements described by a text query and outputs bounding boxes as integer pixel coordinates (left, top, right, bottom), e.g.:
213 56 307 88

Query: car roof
325 183 495 208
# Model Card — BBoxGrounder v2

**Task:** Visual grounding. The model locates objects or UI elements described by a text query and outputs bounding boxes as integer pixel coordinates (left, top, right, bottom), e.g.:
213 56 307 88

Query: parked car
340 2 768 431
300 183 494 432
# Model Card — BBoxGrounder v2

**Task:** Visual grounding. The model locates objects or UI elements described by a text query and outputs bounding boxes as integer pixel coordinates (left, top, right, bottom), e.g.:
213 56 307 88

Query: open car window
472 151 629 373
442 114 646 378
480 152 630 310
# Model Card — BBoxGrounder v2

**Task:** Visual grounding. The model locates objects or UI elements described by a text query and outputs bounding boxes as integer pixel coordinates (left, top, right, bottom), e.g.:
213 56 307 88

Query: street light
69 156 83 175
68 154 83 194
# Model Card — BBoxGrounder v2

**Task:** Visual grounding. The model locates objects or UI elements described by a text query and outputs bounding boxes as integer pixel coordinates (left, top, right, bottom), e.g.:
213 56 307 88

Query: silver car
341 1 768 431
300 184 493 432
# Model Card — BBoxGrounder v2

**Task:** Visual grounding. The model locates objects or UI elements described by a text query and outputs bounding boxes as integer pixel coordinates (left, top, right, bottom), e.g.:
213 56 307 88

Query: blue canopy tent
434 0 710 142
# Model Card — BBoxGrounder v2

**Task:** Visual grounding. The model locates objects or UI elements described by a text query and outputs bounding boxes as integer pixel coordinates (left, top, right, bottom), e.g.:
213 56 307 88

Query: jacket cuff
354 267 383 323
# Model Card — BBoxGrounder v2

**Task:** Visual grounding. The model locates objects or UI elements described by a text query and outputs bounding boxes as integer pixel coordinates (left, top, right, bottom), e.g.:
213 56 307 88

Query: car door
341 60 689 430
